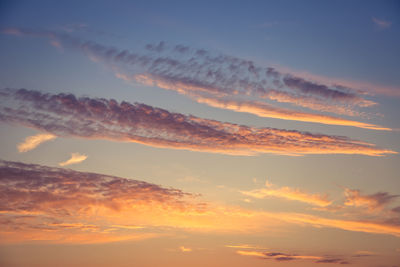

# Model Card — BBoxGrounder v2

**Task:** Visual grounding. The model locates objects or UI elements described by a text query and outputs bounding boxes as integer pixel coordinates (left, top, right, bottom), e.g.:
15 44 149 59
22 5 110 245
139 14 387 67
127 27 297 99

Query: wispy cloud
0 89 395 156
274 212 400 237
1 160 400 245
128 73 388 130
17 133 56 152
236 250 349 264
234 247 379 264
344 188 398 211
241 180 332 207
2 27 394 130
59 152 87 166
372 17 392 29
0 160 201 243
274 64 400 97
225 244 268 250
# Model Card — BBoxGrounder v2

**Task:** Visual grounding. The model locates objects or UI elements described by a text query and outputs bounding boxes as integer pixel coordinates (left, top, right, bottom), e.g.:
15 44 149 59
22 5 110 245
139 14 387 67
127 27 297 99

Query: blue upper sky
1 0 399 86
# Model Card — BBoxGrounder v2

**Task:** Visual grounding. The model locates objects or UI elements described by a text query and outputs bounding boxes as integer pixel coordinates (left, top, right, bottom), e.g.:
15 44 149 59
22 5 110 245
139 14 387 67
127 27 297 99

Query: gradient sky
0 1 400 266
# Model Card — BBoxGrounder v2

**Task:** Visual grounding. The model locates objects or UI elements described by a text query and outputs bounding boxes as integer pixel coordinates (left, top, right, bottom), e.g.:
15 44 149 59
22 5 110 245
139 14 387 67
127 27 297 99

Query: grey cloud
0 88 394 156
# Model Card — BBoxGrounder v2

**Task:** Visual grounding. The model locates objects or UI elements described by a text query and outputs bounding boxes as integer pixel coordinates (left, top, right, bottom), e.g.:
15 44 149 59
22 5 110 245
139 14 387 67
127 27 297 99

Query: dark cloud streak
0 88 395 156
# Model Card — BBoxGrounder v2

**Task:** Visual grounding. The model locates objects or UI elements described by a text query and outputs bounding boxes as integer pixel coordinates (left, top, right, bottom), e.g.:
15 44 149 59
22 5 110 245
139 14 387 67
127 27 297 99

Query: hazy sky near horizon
0 1 400 266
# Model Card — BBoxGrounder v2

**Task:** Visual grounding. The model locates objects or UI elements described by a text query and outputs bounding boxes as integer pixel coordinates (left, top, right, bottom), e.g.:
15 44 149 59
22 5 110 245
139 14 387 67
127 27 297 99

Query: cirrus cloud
17 133 56 152
0 88 395 156
2 27 394 131
58 152 87 166
241 180 332 207
1 160 400 245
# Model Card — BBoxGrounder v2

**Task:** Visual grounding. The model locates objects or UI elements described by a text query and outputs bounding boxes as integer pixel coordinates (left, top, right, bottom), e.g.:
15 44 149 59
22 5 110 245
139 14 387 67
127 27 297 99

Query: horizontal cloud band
1 160 400 244
0 88 395 156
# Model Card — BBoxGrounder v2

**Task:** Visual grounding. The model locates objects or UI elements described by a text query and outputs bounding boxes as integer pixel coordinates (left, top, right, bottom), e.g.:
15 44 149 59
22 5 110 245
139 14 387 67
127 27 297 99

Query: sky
0 1 399 266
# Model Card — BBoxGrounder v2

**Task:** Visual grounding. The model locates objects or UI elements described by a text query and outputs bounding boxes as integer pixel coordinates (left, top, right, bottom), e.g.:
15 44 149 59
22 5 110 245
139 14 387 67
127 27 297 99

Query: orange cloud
344 188 398 211
128 73 389 131
17 133 56 152
225 244 268 250
274 212 400 237
241 180 332 207
4 27 392 108
59 152 87 166
236 250 326 262
372 17 392 29
264 89 369 116
1 160 400 245
273 64 400 97
236 250 266 257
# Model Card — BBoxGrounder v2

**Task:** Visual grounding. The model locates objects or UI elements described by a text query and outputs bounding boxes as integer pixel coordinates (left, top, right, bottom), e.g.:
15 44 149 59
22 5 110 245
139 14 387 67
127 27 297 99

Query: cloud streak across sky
372 17 392 29
235 250 349 264
17 133 56 152
0 159 201 243
1 27 393 131
0 88 395 156
128 73 389 130
344 188 399 211
59 152 87 166
241 180 332 207
1 159 400 246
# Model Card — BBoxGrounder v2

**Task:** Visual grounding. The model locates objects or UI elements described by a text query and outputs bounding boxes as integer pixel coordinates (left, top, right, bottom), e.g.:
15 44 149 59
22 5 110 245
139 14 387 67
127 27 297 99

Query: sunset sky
0 1 400 266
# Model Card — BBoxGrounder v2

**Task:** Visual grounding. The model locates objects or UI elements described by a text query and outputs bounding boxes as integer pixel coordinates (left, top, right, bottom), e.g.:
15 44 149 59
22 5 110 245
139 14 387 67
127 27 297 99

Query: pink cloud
0 88 395 156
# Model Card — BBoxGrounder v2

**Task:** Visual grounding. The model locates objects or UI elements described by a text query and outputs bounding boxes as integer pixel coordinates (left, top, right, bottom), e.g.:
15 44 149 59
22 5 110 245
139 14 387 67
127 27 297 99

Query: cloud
261 89 366 116
90 39 378 117
372 17 392 29
0 88 395 156
17 133 56 152
225 244 268 250
179 246 192 252
0 159 206 243
236 250 349 264
1 160 400 245
274 212 400 237
241 180 332 207
315 258 350 264
59 152 87 166
129 71 371 117
344 188 399 211
2 27 393 129
282 75 371 105
82 39 373 107
127 73 389 130
110 225 145 230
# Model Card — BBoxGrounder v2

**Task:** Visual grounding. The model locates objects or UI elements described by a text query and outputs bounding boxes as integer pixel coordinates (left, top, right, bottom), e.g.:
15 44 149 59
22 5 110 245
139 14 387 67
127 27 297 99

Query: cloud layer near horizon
2 27 393 131
0 88 395 156
0 159 204 243
235 249 350 264
1 160 400 245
